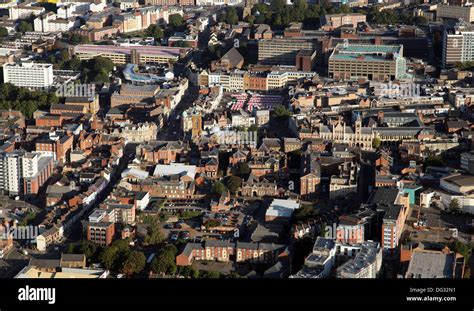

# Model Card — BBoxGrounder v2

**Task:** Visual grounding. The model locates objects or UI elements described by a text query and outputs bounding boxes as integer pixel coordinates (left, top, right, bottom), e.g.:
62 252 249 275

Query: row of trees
218 1 429 28
63 33 91 45
0 82 59 118
67 240 146 277
370 7 428 25
244 0 352 28
456 61 474 71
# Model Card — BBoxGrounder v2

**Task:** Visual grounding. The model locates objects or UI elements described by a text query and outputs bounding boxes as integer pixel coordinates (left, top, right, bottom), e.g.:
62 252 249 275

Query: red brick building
36 134 73 163
87 222 115 246
176 240 286 266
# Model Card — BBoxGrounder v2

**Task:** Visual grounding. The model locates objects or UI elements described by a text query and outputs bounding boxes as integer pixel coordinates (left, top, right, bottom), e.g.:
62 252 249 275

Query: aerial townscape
0 0 473 282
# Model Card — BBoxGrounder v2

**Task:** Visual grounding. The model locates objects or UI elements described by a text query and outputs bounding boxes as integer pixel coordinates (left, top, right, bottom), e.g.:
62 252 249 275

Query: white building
0 151 53 196
57 2 91 19
336 241 382 278
34 13 79 32
3 152 22 195
421 174 474 215
9 3 45 20
290 237 336 278
265 199 300 222
3 62 54 89
152 163 197 179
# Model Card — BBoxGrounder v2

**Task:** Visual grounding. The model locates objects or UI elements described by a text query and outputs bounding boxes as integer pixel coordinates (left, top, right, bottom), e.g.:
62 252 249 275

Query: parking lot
145 199 262 245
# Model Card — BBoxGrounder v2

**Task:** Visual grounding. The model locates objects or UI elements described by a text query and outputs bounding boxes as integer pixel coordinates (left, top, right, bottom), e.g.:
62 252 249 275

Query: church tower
355 113 362 139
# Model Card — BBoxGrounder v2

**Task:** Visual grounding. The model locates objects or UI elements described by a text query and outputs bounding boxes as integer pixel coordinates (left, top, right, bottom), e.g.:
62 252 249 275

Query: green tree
62 57 81 71
226 176 242 194
0 26 8 37
449 199 460 213
226 7 239 25
82 56 114 82
169 14 184 28
205 219 221 230
190 267 199 278
238 162 250 176
339 4 351 14
293 205 319 221
245 15 256 26
151 245 178 275
372 137 381 149
145 24 164 40
274 104 291 119
18 211 36 226
17 21 33 33
66 33 90 45
75 240 99 260
424 155 443 168
270 0 286 13
144 225 165 246
0 83 58 118
448 241 472 264
455 61 474 70
100 246 119 270
213 180 228 195
121 251 146 276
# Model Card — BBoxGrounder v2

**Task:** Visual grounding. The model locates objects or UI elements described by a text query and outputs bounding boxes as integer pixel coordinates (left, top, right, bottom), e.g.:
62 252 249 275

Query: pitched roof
220 47 244 68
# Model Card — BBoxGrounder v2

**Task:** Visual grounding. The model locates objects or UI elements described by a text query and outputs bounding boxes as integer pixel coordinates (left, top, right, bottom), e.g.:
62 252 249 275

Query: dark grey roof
205 240 234 248
61 253 86 263
29 258 60 269
220 47 244 68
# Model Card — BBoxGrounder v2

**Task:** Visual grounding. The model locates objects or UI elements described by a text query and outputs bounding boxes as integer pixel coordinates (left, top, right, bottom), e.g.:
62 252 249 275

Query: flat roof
266 199 300 218
74 44 185 57
406 250 455 278
330 44 403 62
15 267 105 279
443 174 474 187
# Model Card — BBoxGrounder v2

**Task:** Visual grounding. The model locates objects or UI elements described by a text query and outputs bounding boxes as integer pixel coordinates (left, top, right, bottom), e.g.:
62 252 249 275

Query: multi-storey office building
3 62 54 89
258 38 317 66
443 21 474 67
73 44 188 65
328 43 407 81
437 4 474 22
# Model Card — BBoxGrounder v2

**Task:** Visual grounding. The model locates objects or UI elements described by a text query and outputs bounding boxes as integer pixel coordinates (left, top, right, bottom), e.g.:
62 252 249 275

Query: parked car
170 232 179 241
180 231 190 240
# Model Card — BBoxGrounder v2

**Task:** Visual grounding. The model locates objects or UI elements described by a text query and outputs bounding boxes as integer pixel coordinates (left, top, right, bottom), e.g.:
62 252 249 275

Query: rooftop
406 249 456 278
266 199 300 218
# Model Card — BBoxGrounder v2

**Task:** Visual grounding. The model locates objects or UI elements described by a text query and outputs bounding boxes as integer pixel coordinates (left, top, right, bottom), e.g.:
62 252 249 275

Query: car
180 231 190 240
164 224 173 229
170 233 179 241
174 223 182 229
